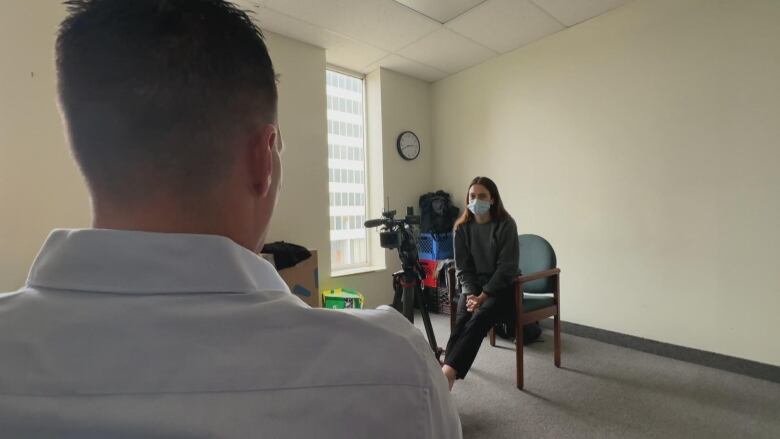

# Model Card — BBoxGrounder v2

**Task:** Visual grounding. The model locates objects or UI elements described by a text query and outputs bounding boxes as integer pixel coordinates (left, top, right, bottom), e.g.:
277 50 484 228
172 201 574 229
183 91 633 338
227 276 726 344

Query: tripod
364 206 443 361
392 265 444 361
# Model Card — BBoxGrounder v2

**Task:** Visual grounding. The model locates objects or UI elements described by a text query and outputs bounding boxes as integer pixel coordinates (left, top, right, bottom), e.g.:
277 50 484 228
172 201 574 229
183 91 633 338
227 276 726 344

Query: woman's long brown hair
453 176 511 230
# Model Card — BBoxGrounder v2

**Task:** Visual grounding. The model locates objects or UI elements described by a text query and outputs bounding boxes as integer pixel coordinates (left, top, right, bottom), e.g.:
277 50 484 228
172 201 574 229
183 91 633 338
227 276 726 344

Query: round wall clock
396 131 420 161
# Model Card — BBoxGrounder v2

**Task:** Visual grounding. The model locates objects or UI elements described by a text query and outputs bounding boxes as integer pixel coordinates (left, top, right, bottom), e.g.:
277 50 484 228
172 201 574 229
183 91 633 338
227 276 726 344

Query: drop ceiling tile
363 54 448 82
262 0 441 52
446 0 564 53
531 0 631 27
397 28 497 74
327 42 389 73
393 0 487 23
252 7 388 72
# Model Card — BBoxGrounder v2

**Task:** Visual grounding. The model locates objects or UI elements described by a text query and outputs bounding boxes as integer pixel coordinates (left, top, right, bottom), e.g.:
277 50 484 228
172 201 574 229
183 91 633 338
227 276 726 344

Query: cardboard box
261 250 320 307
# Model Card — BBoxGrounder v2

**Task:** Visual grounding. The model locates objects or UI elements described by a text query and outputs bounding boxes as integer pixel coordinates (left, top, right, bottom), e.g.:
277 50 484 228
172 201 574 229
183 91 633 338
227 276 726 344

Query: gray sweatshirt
454 217 519 298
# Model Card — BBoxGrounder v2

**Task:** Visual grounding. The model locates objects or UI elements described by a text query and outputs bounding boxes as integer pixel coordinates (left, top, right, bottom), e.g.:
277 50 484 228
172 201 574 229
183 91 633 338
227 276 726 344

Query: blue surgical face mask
468 199 491 216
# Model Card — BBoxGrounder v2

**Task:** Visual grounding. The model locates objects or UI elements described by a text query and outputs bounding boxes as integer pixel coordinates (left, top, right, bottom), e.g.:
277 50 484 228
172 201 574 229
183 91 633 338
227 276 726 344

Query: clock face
397 131 420 161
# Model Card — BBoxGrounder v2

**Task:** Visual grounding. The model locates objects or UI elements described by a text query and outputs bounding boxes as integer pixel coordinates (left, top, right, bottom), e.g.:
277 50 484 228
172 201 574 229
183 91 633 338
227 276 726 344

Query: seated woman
442 176 522 390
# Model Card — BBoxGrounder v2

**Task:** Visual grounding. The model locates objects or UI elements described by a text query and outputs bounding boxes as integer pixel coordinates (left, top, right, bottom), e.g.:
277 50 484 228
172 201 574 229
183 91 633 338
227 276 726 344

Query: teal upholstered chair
448 234 561 390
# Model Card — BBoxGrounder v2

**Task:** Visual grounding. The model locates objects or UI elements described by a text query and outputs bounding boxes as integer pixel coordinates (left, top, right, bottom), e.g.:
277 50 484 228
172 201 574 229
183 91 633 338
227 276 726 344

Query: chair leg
554 274 561 368
515 281 525 390
554 309 561 368
489 326 496 346
516 322 524 390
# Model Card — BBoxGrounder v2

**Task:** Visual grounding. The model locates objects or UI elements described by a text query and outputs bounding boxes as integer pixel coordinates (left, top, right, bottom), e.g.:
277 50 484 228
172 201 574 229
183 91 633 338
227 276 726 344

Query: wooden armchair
447 234 561 390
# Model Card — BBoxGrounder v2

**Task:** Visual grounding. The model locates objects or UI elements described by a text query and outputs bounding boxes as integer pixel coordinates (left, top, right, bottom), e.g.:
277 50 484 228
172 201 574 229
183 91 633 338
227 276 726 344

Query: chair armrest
515 268 560 284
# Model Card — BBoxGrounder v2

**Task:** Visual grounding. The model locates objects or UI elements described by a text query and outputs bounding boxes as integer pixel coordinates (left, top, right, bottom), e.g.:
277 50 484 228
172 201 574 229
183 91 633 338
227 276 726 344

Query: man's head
56 0 281 250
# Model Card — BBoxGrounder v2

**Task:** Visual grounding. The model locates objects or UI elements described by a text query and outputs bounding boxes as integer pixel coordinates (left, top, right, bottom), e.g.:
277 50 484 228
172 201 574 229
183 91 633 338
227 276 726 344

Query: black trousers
444 291 513 379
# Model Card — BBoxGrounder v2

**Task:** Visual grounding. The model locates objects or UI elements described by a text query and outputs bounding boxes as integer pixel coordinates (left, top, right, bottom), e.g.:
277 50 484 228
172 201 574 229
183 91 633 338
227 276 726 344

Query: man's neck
90 191 261 251
92 198 236 242
93 211 223 236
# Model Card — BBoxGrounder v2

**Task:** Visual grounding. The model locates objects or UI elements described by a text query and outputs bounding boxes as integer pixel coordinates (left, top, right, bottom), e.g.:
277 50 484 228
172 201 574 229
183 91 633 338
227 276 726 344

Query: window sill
331 265 386 278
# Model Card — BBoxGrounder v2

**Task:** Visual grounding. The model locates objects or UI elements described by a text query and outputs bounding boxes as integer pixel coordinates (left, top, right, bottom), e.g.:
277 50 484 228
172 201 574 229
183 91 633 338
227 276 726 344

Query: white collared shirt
0 229 461 438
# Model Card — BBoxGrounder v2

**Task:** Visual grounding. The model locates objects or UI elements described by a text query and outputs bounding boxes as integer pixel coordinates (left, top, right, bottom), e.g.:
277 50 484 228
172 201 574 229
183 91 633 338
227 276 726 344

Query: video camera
364 206 423 279
364 207 420 250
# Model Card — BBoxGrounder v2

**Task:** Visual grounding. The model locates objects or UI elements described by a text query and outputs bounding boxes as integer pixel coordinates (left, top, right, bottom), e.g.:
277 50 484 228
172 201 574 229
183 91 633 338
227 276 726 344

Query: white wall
0 1 435 309
432 0 780 365
376 69 434 218
0 1 89 290
261 32 332 287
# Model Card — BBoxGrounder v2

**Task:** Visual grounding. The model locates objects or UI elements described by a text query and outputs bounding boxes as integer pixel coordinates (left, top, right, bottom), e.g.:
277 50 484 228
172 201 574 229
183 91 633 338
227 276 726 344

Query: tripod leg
402 284 415 324
416 287 439 355
391 276 403 312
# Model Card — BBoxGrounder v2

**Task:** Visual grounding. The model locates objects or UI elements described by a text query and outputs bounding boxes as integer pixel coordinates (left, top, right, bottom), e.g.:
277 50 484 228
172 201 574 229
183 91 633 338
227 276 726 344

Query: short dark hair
56 0 277 200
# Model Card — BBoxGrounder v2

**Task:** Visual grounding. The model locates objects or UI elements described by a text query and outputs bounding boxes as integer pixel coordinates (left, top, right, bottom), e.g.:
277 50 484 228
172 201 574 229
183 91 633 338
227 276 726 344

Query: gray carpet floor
413 311 780 439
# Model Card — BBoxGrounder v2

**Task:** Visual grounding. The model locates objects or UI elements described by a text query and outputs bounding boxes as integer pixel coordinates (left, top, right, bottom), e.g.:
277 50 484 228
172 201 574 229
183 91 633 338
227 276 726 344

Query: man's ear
248 124 277 197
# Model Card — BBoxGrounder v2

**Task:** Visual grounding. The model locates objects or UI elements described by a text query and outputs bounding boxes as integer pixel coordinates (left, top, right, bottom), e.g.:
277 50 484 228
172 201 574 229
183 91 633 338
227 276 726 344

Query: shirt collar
26 229 289 295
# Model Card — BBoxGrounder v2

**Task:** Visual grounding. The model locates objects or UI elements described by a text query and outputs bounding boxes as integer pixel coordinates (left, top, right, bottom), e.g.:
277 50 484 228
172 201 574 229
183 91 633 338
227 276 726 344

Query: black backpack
260 241 311 270
495 320 543 345
418 190 460 236
492 292 543 344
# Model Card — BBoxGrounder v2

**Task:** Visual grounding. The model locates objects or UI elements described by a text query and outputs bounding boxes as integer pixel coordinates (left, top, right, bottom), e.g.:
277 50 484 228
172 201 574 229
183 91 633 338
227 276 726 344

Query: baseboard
539 319 780 384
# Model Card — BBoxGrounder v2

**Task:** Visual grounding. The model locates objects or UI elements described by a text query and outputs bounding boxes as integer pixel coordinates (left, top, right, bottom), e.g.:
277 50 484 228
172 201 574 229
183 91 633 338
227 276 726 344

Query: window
327 69 369 271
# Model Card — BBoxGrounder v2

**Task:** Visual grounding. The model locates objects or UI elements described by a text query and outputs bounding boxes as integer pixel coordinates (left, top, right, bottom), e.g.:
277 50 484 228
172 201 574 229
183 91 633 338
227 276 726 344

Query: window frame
326 66 372 275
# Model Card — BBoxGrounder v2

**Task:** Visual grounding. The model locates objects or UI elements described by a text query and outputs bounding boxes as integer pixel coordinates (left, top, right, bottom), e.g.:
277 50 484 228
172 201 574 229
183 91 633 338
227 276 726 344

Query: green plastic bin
322 288 365 309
